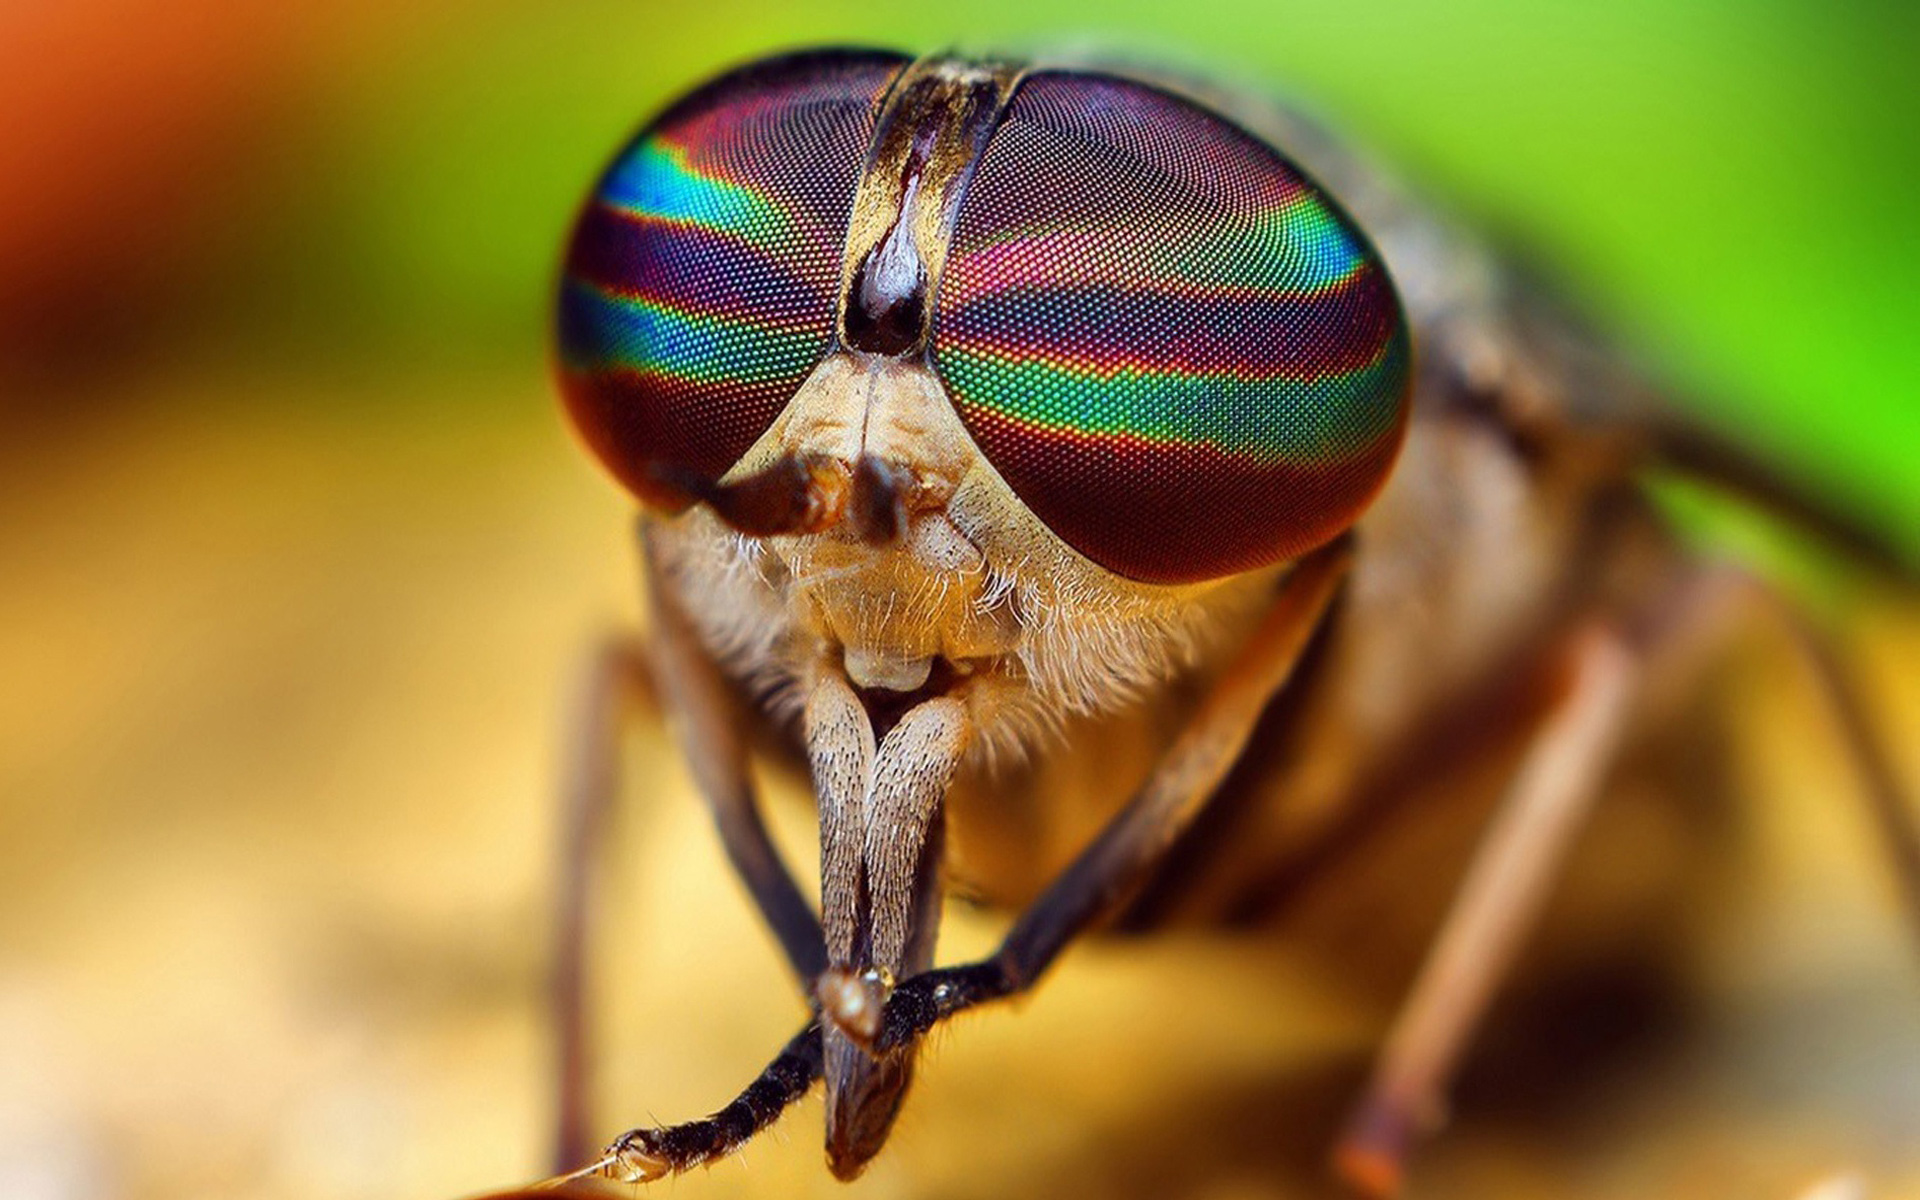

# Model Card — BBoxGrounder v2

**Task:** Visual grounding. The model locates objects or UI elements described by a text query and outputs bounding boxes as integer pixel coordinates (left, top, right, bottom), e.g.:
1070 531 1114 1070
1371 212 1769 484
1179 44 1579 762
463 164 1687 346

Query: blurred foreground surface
2 3 1918 1199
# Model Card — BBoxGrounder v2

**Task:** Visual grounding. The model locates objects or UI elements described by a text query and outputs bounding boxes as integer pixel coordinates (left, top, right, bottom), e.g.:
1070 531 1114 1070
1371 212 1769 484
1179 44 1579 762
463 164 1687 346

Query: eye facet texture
557 50 906 501
934 71 1412 584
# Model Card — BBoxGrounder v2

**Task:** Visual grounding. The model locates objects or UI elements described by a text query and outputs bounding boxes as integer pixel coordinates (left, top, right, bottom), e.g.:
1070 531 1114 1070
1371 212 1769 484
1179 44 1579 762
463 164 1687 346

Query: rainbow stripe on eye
949 191 1366 301
597 138 790 247
934 332 1406 460
557 51 904 494
933 71 1412 583
560 279 825 387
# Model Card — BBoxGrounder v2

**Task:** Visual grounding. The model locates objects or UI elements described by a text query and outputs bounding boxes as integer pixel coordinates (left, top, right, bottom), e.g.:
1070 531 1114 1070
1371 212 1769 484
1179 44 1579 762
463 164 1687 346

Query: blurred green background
4 4 1918 1200
7 0 1915 543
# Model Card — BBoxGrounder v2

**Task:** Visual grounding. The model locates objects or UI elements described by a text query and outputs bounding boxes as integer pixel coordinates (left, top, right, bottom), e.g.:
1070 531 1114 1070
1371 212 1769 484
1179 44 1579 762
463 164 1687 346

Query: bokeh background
2 3 1917 1200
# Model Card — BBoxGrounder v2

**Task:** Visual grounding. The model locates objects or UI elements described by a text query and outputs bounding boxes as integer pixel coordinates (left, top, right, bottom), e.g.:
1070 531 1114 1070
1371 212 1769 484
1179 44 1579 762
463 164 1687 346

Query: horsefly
521 47 1918 1195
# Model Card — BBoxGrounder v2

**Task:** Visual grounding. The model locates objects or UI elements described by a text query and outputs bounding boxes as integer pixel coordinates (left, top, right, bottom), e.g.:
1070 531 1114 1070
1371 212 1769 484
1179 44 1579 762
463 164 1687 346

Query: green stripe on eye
561 278 822 385
939 340 1407 463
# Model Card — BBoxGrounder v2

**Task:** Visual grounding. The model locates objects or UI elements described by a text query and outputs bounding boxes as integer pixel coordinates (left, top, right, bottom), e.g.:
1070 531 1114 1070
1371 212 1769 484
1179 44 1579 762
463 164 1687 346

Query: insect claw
816 966 891 1048
605 1132 673 1183
521 1152 625 1192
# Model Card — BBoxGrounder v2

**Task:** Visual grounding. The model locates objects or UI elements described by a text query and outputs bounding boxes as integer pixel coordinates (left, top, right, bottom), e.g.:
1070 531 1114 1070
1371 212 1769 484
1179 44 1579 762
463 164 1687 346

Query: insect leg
1647 417 1913 577
1334 560 1919 1194
547 544 828 1171
550 632 652 1169
643 538 827 984
1684 569 1920 950
1333 621 1640 1197
837 538 1353 1053
548 1020 824 1186
1789 608 1920 947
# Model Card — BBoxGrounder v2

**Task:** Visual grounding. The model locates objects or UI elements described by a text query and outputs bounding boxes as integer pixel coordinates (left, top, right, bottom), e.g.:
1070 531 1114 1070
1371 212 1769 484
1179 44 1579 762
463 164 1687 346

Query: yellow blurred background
2 3 1917 1199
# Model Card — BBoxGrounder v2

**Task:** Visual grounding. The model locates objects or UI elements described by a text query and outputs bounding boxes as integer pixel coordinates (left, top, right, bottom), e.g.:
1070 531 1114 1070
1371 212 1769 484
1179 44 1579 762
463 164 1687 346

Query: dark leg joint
872 960 1015 1053
818 958 1016 1055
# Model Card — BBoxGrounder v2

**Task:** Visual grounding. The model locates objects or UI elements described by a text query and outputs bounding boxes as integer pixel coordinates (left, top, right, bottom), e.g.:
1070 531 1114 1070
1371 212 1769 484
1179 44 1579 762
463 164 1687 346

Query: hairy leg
546 540 826 1171
553 1021 825 1185
641 537 826 983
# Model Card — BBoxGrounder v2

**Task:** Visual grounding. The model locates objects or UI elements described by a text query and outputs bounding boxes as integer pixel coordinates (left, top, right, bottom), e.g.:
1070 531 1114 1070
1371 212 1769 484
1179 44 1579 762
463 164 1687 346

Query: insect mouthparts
844 648 934 693
845 653 965 740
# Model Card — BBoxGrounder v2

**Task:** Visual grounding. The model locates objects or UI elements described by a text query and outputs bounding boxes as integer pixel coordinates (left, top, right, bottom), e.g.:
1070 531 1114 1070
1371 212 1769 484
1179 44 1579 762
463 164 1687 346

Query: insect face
557 48 1412 737
556 48 1412 578
551 46 1419 1184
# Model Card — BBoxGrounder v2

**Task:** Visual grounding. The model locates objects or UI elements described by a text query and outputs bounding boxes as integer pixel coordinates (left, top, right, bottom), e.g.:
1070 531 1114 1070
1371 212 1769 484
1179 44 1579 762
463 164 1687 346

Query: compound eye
933 72 1412 584
557 50 906 504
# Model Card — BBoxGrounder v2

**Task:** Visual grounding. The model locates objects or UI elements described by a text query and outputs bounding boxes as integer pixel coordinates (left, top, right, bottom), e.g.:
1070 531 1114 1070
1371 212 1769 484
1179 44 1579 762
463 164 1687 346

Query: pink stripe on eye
933 70 1411 583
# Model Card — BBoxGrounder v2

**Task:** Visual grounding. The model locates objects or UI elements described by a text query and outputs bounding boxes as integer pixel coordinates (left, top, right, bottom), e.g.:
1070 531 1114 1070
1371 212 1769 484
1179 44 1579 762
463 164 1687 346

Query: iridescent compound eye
557 50 907 504
933 71 1412 584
